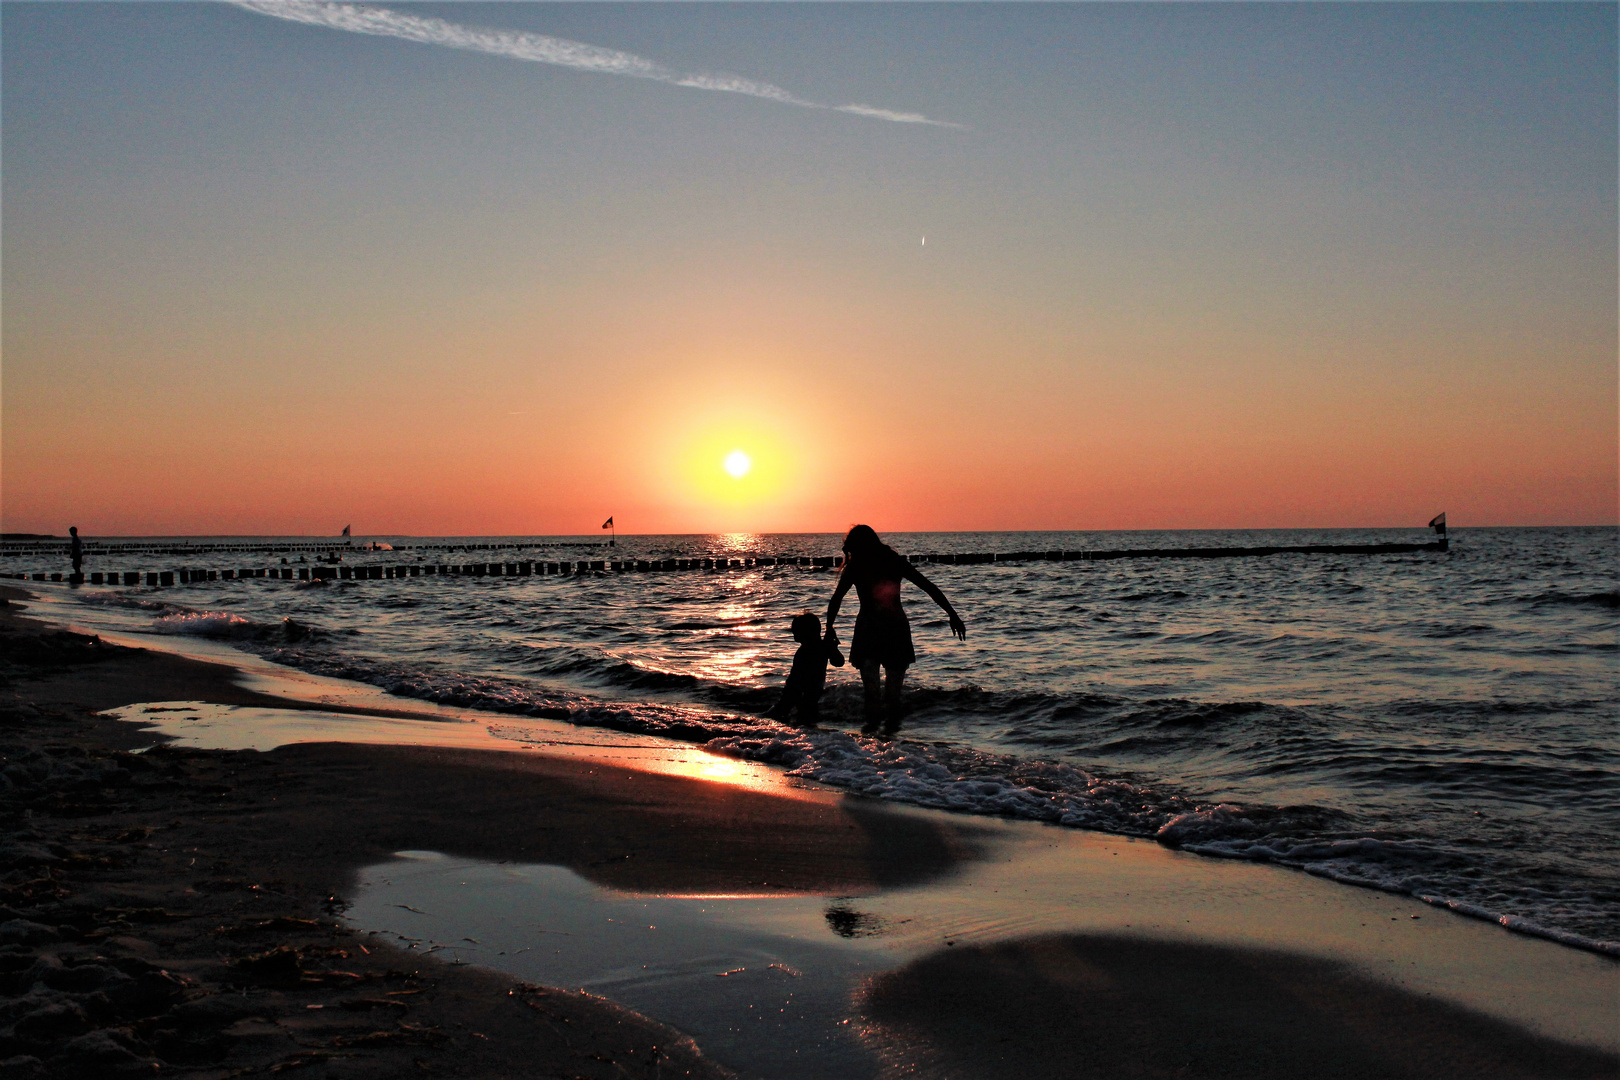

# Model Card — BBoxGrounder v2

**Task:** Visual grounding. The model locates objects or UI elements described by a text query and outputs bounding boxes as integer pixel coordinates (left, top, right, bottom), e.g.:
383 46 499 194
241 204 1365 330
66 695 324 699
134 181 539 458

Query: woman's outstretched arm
903 565 967 640
825 564 854 633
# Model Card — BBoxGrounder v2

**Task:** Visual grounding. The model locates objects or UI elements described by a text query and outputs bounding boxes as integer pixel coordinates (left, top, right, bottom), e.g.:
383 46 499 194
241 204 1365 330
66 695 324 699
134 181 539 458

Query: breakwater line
0 538 603 557
4 538 1449 588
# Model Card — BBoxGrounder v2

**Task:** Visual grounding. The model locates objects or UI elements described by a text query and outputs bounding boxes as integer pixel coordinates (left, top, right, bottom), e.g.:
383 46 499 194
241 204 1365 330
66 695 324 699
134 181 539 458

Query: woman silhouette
825 525 966 734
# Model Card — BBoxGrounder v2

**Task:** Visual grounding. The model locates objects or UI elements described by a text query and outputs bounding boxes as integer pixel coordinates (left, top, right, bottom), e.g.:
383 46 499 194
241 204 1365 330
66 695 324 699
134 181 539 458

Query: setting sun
642 394 832 529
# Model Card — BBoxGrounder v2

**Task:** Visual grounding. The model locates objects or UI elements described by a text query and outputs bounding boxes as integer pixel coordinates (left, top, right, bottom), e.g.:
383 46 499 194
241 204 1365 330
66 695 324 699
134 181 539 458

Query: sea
29 526 1620 955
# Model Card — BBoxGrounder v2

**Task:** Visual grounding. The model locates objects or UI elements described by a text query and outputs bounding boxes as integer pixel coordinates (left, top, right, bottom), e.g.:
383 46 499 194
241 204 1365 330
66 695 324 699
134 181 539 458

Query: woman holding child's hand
825 524 966 735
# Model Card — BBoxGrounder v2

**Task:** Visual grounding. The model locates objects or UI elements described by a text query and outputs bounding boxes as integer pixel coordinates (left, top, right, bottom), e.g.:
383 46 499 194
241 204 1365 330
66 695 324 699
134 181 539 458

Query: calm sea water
51 527 1620 952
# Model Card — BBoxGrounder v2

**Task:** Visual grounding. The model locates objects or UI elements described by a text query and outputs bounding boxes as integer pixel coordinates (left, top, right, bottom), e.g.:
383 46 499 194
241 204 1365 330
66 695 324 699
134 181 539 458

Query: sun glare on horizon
651 398 832 526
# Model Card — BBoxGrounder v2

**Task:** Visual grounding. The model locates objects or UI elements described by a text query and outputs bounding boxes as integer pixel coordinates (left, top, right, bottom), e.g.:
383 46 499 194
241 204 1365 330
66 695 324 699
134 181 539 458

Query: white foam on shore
1415 895 1620 956
149 610 260 638
682 728 1620 958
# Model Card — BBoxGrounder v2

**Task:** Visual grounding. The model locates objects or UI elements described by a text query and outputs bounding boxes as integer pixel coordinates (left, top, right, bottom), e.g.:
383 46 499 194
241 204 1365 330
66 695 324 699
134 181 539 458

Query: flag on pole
1428 512 1446 535
602 517 613 529
342 524 351 537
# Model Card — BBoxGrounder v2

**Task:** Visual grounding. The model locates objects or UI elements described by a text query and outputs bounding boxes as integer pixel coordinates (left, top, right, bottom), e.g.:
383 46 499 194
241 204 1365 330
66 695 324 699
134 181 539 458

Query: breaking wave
254 642 1619 958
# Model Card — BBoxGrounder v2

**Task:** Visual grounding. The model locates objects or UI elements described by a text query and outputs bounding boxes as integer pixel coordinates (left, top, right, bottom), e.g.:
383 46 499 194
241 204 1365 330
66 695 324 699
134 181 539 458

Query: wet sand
0 588 978 1077
2 583 1616 1079
858 933 1618 1079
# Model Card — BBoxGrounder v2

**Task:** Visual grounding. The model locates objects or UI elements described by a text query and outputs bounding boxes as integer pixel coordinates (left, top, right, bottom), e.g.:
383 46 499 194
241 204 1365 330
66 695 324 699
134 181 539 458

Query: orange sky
3 3 1614 535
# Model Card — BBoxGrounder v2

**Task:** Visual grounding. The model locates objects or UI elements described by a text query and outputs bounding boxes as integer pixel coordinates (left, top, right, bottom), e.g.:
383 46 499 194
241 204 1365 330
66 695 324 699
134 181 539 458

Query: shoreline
2 585 1616 1078
41 575 1619 961
0 588 982 1078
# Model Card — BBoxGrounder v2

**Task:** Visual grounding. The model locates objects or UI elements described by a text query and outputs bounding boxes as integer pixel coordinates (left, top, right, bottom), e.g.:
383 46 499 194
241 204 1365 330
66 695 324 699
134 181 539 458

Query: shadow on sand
858 933 1619 1080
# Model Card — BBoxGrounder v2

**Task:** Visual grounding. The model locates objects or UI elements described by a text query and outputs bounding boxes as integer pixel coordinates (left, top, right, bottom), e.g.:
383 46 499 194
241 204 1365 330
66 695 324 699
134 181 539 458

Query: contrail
229 1 963 129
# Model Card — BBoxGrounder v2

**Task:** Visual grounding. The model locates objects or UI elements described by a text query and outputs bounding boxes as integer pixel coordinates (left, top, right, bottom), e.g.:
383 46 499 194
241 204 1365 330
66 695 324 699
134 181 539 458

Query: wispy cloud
230 1 964 129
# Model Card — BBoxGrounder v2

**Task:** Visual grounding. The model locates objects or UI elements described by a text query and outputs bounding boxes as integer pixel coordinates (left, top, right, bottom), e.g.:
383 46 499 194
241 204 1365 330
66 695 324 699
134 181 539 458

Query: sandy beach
1 583 1616 1079
7 1 1615 1073
0 585 987 1078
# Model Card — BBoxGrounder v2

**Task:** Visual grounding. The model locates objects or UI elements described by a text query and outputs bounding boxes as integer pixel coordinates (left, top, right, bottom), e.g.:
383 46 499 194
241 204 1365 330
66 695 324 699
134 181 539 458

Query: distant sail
342 524 351 537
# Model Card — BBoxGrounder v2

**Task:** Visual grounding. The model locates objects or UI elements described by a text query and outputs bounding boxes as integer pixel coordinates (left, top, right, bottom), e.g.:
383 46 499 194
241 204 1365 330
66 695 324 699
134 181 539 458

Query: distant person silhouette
69 526 83 581
764 613 845 727
826 525 965 736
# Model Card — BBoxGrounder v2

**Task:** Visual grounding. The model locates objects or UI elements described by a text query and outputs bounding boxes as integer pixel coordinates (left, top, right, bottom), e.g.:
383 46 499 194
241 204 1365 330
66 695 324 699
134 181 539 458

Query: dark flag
341 524 351 537
602 517 613 529
1428 512 1446 536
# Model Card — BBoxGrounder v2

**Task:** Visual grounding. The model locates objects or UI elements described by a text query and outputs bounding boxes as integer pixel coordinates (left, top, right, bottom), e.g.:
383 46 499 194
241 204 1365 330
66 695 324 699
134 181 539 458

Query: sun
658 412 807 515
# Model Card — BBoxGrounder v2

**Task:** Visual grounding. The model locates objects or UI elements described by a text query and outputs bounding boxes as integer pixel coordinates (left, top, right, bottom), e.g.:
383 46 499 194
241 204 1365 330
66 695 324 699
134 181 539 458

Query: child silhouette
765 613 845 726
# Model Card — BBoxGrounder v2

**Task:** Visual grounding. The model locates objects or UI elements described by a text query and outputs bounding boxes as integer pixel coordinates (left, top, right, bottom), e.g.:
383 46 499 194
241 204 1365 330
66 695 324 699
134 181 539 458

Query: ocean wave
150 611 261 638
1152 811 1620 956
150 608 318 643
1419 623 1501 639
249 642 1620 957
519 646 707 693
75 592 183 613
1525 589 1618 609
73 593 319 643
1382 697 1614 718
1116 589 1190 602
1414 895 1620 955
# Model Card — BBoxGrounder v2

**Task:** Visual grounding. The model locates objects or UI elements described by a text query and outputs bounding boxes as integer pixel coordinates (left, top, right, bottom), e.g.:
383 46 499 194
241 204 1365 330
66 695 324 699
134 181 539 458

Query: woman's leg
884 665 907 709
859 662 884 711
880 664 909 733
859 662 885 733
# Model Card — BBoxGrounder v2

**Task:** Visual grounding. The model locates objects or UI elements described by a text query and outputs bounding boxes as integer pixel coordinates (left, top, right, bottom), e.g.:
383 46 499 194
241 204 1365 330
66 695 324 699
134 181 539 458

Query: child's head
790 612 822 645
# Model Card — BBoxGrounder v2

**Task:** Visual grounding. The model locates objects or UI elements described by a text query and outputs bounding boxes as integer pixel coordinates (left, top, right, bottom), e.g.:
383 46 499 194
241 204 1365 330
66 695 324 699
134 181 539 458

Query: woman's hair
842 525 905 573
842 524 883 556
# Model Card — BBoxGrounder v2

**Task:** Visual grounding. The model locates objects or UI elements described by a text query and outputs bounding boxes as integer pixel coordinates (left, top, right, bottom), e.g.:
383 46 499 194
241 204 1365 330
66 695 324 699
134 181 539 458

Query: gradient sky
3 2 1615 536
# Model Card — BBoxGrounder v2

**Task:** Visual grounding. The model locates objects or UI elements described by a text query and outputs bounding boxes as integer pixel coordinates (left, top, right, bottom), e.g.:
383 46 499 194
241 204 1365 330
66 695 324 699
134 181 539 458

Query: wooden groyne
963 539 1450 562
0 538 1448 587
0 539 602 557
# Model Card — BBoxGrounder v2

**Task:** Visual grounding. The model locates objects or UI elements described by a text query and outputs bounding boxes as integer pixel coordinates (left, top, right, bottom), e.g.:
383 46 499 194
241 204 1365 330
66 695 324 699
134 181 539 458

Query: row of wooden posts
0 540 601 557
2 539 1448 589
9 555 843 587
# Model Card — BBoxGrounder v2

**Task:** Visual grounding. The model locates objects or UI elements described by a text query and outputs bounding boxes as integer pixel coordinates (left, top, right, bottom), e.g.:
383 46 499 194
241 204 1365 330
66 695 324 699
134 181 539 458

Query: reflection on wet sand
857 934 1620 1080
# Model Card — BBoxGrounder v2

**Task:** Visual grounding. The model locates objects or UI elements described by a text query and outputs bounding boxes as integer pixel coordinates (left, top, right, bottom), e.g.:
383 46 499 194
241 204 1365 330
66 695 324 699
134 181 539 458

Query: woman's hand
948 612 967 640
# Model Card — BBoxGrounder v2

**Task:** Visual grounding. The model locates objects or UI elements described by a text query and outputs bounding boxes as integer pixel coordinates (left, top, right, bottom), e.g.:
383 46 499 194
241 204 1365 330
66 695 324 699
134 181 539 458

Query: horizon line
5 523 1612 541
